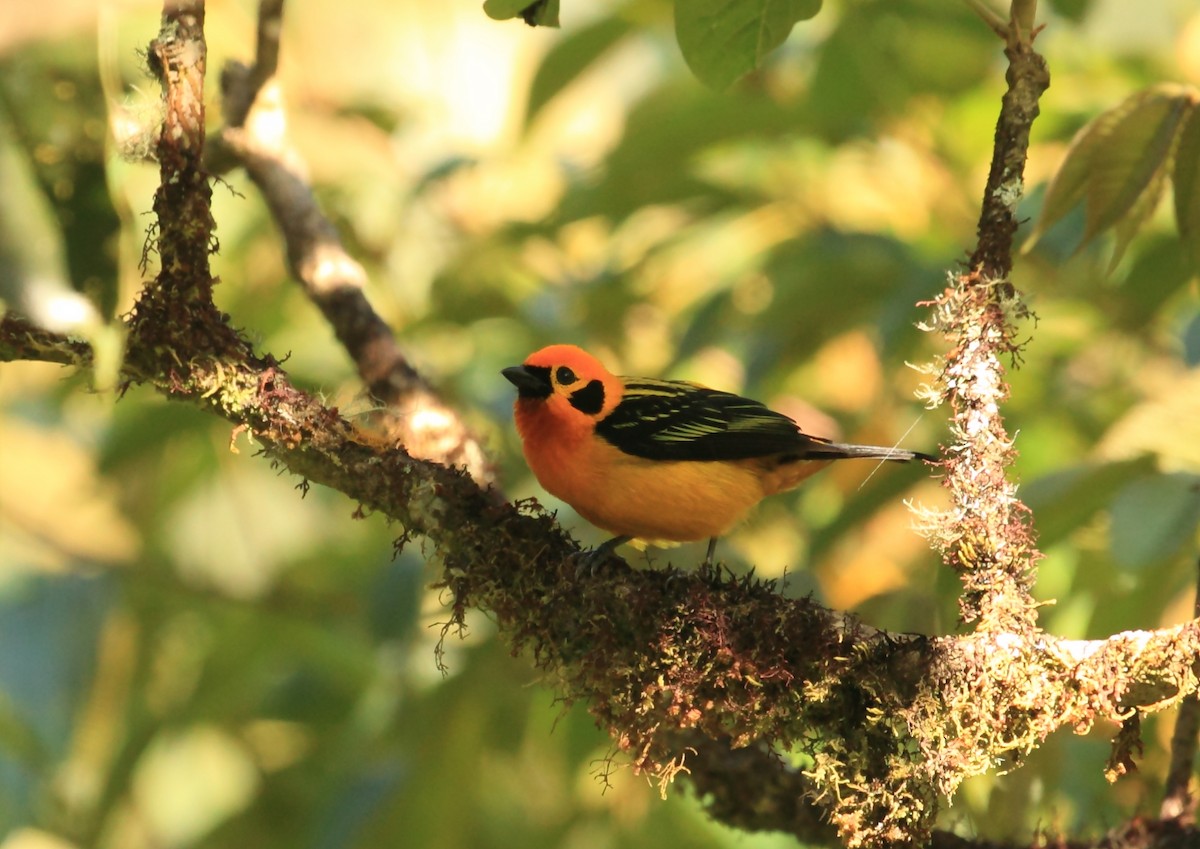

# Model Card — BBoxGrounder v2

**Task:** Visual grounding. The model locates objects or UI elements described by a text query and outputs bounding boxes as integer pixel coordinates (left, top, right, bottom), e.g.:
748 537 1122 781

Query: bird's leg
576 535 631 576
703 537 719 567
593 535 631 558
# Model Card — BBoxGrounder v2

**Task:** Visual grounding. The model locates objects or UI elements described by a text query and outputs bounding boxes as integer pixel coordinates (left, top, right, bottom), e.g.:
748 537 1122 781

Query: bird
502 344 933 566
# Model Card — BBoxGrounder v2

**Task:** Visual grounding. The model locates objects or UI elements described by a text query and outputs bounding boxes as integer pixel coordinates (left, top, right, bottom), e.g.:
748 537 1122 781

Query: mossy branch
7 301 1200 847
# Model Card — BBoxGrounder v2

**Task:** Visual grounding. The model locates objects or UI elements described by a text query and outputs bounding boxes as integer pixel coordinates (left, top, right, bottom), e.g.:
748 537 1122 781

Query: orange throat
513 397 591 488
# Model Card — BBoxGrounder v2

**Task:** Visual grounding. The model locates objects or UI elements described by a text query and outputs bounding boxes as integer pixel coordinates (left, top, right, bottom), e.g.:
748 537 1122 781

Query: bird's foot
574 535 631 577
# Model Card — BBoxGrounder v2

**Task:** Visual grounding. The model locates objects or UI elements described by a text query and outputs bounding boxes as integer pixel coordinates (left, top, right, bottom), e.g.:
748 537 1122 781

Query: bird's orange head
502 345 624 442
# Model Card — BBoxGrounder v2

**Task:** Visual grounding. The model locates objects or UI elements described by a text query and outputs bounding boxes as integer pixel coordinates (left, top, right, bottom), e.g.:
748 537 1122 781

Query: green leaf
483 0 559 26
1172 95 1200 269
1024 113 1114 251
1112 235 1195 329
1028 85 1195 257
1021 458 1157 550
1184 312 1200 367
524 0 560 26
526 16 633 125
1107 139 1173 271
1084 86 1190 241
1110 473 1200 569
674 0 822 89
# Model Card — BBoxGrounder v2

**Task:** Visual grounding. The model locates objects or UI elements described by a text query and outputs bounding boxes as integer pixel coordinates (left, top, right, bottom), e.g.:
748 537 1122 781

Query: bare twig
970 23 1048 282
212 0 495 483
1011 0 1038 40
126 0 251 376
143 0 213 302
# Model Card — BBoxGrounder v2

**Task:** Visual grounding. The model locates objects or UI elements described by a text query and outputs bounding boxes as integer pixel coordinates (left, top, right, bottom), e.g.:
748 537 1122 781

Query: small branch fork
209 0 494 483
2 1 1199 847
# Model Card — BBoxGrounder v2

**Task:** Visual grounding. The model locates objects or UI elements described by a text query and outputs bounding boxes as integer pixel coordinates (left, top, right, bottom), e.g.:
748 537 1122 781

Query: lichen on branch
916 26 1049 633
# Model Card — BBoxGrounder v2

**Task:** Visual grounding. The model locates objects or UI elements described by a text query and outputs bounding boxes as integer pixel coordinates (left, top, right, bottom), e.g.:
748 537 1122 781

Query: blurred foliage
1026 82 1200 270
1 0 1199 847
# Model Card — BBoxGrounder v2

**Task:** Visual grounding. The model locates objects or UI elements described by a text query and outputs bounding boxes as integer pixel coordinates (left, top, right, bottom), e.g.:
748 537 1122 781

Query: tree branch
209 0 495 483
918 17 1049 633
7 299 1200 846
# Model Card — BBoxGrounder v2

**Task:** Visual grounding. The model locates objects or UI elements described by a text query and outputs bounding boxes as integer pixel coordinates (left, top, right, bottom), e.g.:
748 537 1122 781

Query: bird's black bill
502 364 553 399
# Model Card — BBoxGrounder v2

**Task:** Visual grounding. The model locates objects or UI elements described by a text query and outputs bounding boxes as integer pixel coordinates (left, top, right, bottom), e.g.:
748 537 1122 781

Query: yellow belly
528 437 769 543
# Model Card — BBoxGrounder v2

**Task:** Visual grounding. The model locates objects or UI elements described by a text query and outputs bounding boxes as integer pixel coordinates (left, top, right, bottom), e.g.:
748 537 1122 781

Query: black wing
595 378 831 462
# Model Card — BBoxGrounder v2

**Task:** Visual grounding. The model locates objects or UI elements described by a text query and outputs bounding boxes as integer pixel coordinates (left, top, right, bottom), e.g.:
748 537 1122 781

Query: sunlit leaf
674 0 822 89
1110 473 1200 569
1028 85 1196 257
1107 141 1173 271
1172 97 1200 269
1084 86 1190 240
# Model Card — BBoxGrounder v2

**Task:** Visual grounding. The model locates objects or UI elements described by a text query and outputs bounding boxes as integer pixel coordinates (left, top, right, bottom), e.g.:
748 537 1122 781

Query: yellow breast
528 434 769 544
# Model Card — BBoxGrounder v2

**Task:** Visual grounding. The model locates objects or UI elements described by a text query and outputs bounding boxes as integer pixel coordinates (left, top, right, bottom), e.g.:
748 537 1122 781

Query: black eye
555 366 577 385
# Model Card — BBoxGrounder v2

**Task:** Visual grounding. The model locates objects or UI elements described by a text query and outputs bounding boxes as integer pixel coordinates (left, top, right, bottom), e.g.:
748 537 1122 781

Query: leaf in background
1172 95 1200 269
1098 368 1200 471
674 0 822 89
1108 235 1193 330
0 574 113 827
556 82 802 221
483 0 559 26
1045 0 1093 22
1105 124 1176 271
0 99 99 335
760 229 935 368
1085 86 1190 240
1184 312 1200 367
525 15 633 126
1024 109 1114 252
805 0 993 142
1109 473 1200 569
1020 457 1156 550
1027 85 1196 259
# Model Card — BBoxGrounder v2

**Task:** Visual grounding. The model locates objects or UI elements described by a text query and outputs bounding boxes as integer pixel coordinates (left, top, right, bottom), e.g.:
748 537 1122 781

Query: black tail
803 441 937 464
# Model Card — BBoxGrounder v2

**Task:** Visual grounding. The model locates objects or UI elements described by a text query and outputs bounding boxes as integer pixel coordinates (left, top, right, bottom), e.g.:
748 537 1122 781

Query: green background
2 0 1199 845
